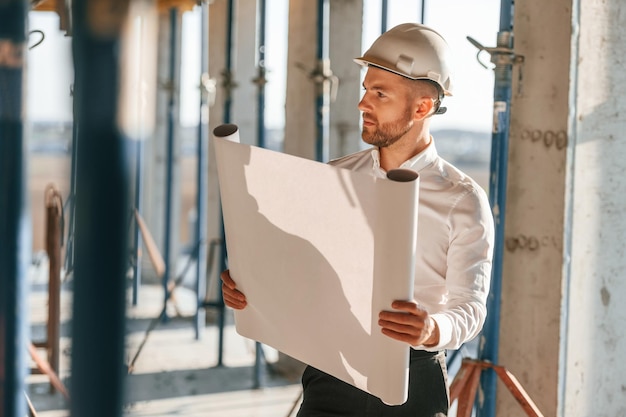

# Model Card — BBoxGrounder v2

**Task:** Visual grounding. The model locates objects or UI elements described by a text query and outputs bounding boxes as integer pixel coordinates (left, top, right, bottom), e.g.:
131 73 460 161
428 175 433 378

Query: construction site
1 0 625 416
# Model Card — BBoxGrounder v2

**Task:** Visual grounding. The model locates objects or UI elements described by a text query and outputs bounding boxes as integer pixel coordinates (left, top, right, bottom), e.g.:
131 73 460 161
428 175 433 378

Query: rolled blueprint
212 124 419 405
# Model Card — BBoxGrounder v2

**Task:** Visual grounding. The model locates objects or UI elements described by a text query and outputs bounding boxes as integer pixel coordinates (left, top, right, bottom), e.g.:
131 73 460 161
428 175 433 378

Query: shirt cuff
418 313 453 350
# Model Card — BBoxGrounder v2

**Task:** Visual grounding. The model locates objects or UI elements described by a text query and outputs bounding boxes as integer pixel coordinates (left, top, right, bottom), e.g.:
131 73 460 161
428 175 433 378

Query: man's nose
357 95 370 112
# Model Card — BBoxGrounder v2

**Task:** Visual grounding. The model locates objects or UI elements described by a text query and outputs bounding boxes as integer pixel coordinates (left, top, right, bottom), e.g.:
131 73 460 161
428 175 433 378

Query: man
221 23 494 416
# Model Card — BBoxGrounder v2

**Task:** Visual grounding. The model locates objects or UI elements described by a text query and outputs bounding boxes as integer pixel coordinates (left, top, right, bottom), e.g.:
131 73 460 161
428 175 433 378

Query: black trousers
296 350 449 417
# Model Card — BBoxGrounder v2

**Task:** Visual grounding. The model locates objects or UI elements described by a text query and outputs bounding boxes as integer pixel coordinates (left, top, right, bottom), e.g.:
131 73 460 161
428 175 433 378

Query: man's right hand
221 269 248 310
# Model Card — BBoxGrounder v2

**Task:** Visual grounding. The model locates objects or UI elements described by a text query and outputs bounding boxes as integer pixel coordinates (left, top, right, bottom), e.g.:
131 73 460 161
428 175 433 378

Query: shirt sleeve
420 186 495 351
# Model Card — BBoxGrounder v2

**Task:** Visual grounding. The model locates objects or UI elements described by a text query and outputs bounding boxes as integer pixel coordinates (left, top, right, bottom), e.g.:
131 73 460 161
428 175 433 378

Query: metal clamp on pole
467 33 525 69
294 60 340 108
467 33 525 96
201 73 217 107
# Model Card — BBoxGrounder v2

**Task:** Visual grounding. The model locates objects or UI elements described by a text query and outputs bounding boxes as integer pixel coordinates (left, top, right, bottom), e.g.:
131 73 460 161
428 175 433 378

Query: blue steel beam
381 0 388 33
194 2 209 339
477 1 515 416
132 139 144 306
129 7 156 308
255 0 267 149
252 0 268 389
214 0 237 368
315 0 330 163
70 1 130 416
0 2 29 416
162 8 179 322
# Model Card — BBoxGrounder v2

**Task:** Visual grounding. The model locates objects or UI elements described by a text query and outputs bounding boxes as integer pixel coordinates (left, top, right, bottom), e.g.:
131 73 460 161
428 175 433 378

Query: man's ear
414 97 435 120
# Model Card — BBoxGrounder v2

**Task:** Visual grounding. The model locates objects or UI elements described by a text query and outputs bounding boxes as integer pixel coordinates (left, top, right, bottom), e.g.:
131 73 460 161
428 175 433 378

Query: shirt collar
369 137 439 175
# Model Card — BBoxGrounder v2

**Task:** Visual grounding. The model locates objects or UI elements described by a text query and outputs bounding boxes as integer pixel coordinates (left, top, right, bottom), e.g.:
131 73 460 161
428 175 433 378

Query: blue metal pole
315 0 330 162
132 139 144 306
64 120 79 275
381 0 388 33
215 0 237 367
69 0 130 415
252 0 268 388
222 0 236 125
255 0 267 149
0 2 29 416
477 1 514 417
194 2 209 340
420 0 426 24
162 8 179 322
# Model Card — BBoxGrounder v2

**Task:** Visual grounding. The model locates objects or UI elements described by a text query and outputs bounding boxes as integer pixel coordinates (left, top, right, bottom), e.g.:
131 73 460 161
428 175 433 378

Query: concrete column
207 0 257 142
496 1 571 415
231 0 258 146
283 0 318 159
562 0 626 415
143 9 184 283
284 0 364 161
497 0 626 416
328 0 364 159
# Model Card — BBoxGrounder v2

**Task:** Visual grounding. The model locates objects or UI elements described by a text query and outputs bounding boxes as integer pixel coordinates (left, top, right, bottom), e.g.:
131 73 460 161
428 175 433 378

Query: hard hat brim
353 57 453 97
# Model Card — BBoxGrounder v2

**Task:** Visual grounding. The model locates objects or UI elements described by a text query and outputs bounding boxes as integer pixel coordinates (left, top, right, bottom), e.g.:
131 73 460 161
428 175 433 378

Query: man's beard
361 108 414 148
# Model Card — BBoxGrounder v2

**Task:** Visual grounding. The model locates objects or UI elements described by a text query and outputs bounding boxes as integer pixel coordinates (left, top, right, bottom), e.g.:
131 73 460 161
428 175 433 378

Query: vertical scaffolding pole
477 1 515 416
381 0 388 33
251 0 268 388
254 0 267 150
315 0 330 162
215 0 237 367
0 2 29 416
222 0 236 125
132 140 144 306
65 123 78 275
194 2 209 339
162 8 179 321
70 0 130 415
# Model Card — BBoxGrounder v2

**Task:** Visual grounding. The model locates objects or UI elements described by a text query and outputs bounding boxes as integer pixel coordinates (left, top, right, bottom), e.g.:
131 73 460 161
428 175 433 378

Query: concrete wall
497 0 572 413
562 0 626 415
230 0 258 147
498 0 626 415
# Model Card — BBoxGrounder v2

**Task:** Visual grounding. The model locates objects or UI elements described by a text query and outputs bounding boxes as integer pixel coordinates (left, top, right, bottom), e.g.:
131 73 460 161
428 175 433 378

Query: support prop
450 359 544 417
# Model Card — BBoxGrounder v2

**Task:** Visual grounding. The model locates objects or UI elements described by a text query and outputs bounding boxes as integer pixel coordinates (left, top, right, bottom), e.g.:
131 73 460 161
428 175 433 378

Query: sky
27 0 500 133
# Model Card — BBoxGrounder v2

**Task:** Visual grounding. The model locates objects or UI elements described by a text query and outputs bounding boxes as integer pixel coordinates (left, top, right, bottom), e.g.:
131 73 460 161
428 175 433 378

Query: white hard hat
355 23 454 97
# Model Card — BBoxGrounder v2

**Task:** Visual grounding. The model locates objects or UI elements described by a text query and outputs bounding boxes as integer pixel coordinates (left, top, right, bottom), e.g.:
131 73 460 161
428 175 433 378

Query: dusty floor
26 263 304 417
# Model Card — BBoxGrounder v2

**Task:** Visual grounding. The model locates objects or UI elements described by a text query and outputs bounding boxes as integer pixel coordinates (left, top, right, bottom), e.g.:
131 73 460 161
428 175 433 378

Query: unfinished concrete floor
26 260 303 417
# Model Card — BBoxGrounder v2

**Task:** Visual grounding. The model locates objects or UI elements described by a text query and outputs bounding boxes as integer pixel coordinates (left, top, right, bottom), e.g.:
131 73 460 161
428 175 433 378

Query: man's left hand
378 300 439 347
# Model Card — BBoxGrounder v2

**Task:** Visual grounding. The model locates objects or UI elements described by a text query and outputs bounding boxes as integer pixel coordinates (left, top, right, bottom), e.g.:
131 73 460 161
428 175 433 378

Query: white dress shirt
329 140 495 351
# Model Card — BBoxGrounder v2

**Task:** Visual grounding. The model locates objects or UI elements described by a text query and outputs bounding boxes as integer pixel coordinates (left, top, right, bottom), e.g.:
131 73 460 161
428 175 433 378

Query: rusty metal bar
44 185 63 393
27 343 69 400
492 364 545 417
450 359 545 417
457 361 483 417
449 359 479 403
